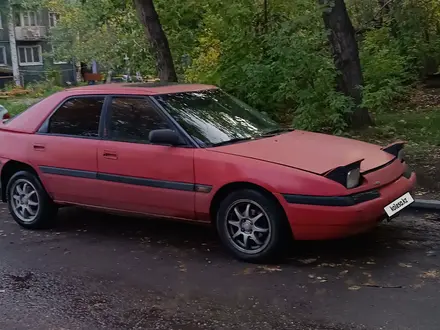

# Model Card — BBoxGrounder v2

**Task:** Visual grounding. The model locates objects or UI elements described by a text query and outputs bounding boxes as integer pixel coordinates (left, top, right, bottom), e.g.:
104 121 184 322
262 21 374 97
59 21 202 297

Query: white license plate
384 192 414 217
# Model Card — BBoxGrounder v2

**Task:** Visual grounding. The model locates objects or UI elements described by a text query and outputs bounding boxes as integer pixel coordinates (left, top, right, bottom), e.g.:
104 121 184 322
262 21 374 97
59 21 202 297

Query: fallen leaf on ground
398 263 413 268
411 282 424 289
420 270 440 279
242 267 254 275
177 261 187 273
257 265 282 273
298 258 317 265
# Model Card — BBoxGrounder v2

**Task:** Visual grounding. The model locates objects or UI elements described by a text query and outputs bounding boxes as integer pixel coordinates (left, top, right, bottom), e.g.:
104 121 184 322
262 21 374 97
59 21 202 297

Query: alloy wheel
10 179 40 223
224 199 272 254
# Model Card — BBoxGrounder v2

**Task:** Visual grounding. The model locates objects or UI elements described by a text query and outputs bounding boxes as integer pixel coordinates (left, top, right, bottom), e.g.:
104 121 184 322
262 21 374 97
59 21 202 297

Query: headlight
324 160 362 189
347 167 360 189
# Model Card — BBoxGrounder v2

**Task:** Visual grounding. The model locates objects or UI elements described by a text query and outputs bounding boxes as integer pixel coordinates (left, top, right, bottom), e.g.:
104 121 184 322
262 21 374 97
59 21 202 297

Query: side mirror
149 129 180 146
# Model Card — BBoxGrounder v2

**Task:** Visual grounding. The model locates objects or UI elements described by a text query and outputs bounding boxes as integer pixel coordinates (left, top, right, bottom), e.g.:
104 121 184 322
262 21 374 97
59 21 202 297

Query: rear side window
108 97 171 143
48 97 105 137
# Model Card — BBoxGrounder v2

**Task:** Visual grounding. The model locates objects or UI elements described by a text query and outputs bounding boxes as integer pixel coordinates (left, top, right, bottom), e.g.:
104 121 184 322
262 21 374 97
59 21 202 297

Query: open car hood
210 130 395 174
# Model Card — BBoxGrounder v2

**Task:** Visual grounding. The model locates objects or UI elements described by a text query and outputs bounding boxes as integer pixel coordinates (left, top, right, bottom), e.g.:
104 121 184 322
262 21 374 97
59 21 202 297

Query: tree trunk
8 1 21 87
319 0 372 128
133 0 178 82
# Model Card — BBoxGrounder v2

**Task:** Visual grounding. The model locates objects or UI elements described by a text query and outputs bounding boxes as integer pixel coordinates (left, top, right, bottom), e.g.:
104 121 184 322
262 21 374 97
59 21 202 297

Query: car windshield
153 89 281 147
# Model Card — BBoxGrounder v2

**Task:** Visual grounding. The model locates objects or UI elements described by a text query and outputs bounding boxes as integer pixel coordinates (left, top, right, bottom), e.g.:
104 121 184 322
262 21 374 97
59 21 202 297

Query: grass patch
350 104 440 197
0 83 65 116
375 108 440 146
0 98 41 116
349 106 440 147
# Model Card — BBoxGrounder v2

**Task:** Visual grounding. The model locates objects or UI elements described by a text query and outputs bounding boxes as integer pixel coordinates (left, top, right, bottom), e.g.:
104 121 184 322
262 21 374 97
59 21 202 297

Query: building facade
0 6 76 88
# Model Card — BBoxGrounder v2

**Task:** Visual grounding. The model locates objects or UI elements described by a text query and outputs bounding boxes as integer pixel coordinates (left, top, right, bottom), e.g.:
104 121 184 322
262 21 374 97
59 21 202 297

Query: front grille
352 190 381 204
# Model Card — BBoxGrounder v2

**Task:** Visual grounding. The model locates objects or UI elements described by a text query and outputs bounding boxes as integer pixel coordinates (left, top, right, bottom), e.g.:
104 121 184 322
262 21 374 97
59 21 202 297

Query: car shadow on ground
51 206 436 268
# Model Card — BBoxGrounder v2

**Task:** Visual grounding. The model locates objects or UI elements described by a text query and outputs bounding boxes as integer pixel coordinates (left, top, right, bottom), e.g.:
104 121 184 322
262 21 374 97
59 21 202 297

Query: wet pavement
0 205 439 330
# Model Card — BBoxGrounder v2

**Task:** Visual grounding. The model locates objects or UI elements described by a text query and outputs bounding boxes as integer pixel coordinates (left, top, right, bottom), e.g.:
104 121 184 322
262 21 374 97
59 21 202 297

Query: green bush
360 27 414 112
185 5 352 133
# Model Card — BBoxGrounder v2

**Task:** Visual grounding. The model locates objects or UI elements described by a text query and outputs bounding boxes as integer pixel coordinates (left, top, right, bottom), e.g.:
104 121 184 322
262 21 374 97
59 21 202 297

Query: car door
96 96 196 219
30 96 106 205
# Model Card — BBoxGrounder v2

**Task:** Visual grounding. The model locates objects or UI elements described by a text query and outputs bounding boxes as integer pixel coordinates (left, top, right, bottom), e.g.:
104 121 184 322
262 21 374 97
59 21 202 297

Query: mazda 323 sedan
0 83 416 262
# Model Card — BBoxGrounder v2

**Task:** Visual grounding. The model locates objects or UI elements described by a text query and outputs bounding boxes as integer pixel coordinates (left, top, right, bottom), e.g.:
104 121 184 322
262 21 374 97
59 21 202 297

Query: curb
410 199 440 210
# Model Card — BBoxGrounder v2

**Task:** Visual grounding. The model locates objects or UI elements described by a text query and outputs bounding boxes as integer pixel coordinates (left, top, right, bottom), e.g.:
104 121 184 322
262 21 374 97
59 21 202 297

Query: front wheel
6 171 58 229
216 189 289 263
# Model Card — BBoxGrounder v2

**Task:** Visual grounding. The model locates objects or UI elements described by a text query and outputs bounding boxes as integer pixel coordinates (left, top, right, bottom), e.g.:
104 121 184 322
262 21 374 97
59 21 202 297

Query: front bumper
277 172 417 240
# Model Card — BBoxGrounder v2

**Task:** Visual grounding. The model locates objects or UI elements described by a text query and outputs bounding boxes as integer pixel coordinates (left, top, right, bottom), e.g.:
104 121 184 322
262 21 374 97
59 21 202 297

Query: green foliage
13 0 440 132
184 1 352 133
25 80 64 97
360 27 414 111
0 100 30 116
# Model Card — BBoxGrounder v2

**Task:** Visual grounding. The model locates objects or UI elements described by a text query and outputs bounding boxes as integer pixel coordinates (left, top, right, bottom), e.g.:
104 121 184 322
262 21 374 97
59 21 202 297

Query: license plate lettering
384 192 414 217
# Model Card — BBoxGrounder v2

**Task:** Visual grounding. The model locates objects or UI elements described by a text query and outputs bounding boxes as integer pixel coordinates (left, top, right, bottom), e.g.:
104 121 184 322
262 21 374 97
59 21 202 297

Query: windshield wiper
261 127 294 136
210 137 254 147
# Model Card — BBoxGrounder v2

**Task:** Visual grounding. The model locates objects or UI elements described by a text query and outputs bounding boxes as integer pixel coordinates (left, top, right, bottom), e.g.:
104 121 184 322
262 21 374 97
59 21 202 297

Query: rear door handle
103 150 118 160
33 144 45 151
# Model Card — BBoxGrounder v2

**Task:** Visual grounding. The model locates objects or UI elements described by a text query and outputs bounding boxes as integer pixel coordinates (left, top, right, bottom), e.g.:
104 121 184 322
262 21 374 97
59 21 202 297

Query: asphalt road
0 204 439 330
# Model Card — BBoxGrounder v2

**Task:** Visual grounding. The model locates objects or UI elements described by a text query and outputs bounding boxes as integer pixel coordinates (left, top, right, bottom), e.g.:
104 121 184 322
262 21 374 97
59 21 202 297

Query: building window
18 45 42 65
0 47 6 66
49 12 60 27
15 11 40 27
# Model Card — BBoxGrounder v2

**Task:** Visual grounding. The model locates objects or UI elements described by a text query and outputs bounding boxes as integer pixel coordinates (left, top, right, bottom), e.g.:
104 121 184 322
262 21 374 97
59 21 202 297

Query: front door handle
33 144 45 151
103 150 118 160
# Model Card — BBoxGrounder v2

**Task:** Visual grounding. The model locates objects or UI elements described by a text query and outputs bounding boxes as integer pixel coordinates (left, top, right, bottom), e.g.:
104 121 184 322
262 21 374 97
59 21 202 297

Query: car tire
216 188 290 263
6 171 58 229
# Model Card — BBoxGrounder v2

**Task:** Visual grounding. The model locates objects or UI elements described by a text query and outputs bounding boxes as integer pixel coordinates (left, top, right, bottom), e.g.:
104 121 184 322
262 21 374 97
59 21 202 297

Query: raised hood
210 130 395 174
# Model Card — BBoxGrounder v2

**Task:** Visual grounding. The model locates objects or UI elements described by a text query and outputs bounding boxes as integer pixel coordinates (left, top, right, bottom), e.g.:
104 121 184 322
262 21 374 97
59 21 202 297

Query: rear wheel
6 171 58 229
216 189 289 263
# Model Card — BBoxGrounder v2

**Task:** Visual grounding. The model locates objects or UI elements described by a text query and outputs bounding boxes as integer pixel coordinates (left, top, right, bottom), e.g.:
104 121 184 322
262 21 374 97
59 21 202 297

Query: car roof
65 82 218 96
2 82 218 134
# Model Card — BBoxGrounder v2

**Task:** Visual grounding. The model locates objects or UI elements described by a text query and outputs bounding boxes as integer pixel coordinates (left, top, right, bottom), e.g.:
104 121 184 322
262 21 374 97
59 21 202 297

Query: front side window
154 89 280 146
48 97 105 137
18 45 42 65
108 97 171 143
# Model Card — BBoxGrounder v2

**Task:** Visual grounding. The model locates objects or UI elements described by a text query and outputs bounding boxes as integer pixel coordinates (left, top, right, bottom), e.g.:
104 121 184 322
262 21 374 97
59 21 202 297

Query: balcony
14 26 47 41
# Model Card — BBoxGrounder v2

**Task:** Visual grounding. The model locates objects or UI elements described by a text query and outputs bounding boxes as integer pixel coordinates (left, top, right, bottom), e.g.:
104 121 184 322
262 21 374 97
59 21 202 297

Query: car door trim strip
97 173 194 191
39 166 97 180
39 166 212 193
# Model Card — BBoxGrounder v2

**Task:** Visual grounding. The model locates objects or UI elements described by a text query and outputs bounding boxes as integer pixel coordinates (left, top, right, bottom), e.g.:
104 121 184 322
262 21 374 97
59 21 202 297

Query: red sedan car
0 83 416 262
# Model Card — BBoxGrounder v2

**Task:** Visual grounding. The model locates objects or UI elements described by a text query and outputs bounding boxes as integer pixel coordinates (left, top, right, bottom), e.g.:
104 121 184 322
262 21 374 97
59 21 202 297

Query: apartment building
0 6 76 88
